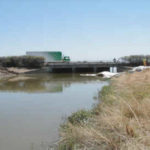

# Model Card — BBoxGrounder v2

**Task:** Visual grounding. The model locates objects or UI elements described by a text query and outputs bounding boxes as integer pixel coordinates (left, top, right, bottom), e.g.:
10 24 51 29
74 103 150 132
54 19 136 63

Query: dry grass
60 70 150 150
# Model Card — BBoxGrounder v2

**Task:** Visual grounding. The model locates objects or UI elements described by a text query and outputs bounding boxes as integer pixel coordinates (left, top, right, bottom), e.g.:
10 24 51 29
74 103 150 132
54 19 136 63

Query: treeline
0 56 44 68
121 55 150 66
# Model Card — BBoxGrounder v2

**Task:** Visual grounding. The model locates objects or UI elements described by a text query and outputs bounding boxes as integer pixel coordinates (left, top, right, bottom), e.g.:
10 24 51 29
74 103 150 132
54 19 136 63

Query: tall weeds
60 70 150 150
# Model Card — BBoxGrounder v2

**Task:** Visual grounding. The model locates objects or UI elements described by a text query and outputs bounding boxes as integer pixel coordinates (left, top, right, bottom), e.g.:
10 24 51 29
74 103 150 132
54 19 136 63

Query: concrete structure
46 62 129 73
26 51 62 62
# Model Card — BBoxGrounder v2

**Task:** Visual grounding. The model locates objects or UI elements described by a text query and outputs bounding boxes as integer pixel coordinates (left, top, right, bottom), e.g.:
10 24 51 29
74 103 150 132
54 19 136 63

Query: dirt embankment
0 67 38 80
0 67 15 79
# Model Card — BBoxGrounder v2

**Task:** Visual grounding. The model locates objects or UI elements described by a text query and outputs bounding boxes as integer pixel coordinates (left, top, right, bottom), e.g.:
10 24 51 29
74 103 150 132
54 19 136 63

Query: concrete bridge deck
46 62 129 73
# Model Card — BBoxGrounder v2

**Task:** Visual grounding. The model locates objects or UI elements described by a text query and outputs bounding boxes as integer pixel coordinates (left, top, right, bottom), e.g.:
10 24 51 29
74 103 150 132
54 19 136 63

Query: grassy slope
59 70 150 150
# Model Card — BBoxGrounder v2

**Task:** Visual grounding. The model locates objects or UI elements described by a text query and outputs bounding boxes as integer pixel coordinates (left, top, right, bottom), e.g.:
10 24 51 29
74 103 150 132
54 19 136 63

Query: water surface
0 74 107 150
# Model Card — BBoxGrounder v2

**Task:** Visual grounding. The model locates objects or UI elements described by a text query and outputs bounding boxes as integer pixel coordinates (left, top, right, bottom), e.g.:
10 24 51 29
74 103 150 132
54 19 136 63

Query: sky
0 0 150 61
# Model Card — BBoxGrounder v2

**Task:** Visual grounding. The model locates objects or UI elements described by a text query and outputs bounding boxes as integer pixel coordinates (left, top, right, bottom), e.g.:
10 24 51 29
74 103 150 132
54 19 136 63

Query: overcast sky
0 0 150 61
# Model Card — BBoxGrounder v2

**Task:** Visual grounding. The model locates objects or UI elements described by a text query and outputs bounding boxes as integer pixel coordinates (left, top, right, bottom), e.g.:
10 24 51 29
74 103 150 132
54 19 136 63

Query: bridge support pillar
93 67 97 73
49 67 53 73
72 67 76 73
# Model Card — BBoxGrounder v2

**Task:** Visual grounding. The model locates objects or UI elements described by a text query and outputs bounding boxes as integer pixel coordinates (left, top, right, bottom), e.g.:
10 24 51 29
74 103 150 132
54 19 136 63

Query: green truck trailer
26 51 70 62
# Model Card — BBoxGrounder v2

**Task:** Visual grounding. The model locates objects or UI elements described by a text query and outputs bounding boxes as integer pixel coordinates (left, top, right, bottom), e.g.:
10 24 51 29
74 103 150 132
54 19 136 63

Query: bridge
46 62 129 73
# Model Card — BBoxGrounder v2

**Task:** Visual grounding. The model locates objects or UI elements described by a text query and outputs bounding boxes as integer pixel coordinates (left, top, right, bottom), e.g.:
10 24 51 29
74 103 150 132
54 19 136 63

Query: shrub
68 109 92 125
0 56 44 68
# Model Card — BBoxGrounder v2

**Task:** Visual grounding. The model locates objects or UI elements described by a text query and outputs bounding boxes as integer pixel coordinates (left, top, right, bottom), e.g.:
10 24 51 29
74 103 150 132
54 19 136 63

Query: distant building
26 51 62 62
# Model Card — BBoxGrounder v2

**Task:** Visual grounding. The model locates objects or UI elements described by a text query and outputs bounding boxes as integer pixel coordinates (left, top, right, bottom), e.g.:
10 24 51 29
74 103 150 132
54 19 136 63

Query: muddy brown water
0 73 107 150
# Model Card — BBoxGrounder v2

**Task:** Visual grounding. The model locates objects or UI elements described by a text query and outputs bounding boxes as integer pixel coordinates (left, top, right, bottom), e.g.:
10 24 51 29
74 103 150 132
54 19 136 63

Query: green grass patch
68 109 92 125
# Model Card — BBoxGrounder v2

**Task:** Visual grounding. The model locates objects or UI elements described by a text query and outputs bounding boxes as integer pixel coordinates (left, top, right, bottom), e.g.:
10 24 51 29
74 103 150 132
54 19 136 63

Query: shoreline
59 70 150 150
0 67 16 80
0 67 41 80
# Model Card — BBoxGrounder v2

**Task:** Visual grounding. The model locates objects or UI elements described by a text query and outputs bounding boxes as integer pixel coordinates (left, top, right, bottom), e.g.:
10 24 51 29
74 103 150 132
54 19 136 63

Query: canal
0 74 107 150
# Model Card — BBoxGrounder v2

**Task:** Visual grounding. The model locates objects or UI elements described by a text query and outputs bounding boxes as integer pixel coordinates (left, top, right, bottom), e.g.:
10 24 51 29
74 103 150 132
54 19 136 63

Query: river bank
59 70 150 150
0 67 40 80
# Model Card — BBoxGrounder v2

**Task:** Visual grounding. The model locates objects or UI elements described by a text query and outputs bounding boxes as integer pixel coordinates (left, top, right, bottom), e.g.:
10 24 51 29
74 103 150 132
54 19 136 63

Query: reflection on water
0 74 107 150
0 74 104 93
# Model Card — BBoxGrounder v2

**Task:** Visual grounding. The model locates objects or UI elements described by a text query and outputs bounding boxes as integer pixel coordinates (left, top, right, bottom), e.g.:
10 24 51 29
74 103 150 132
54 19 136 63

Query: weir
46 62 127 73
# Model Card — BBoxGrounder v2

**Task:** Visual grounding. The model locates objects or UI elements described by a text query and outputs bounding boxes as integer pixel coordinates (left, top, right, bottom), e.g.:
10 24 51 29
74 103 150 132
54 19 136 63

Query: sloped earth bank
0 67 39 80
0 67 16 79
59 70 150 150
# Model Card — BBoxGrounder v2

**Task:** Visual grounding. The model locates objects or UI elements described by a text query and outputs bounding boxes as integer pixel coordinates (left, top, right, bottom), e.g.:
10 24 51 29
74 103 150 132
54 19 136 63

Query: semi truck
26 51 70 63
